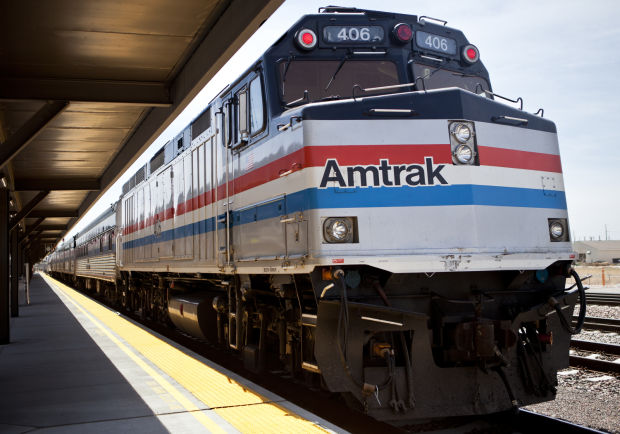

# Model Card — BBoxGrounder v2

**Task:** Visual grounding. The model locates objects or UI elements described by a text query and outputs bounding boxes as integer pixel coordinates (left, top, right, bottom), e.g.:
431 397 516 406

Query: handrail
474 84 523 110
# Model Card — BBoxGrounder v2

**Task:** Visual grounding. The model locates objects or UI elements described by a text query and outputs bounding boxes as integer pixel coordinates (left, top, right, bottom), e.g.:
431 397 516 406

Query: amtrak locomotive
48 7 585 424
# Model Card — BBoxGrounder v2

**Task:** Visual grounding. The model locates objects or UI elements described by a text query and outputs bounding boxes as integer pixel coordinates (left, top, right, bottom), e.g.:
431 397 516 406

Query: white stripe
476 122 560 155
305 119 448 145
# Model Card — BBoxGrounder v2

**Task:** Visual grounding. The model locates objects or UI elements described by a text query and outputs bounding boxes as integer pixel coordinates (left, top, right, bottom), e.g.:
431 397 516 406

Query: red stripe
478 146 562 173
306 144 452 166
122 144 561 235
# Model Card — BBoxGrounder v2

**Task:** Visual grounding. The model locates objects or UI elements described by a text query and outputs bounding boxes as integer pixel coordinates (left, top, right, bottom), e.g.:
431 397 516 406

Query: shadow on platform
0 274 169 433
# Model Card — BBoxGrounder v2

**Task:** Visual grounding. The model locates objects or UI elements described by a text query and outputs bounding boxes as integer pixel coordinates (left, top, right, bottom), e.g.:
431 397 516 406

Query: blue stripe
123 185 566 250
308 185 567 209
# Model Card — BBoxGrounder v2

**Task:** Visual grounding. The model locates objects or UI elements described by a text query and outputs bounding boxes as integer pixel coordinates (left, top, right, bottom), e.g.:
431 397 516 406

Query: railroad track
570 339 620 374
584 292 620 306
571 339 620 355
572 316 620 333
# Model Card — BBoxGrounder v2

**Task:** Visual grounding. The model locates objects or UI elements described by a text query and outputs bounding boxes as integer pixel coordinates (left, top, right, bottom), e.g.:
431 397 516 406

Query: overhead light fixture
0 177 7 188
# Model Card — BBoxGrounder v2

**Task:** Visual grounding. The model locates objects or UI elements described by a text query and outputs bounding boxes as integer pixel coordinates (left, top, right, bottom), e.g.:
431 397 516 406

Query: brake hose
551 269 586 335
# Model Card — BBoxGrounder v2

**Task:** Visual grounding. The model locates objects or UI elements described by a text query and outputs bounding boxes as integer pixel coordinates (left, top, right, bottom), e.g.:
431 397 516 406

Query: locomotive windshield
280 60 400 105
411 63 490 94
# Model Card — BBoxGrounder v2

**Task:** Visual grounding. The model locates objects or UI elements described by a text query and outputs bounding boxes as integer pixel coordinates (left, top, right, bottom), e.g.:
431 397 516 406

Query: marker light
296 28 317 50
393 23 413 43
462 44 479 63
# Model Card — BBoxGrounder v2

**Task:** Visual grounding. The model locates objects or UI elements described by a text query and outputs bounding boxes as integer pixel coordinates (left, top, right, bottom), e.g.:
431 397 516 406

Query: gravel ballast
525 279 620 433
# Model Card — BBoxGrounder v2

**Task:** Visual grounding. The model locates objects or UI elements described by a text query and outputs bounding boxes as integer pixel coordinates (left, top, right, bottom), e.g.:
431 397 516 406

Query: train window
411 63 490 94
222 101 232 147
279 60 399 105
237 88 249 140
249 75 265 135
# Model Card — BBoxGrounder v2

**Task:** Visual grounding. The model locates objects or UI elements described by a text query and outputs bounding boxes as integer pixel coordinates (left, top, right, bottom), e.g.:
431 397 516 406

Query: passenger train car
48 7 585 424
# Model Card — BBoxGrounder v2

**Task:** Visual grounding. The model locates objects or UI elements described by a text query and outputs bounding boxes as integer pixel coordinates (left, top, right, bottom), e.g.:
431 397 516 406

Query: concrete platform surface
0 274 344 433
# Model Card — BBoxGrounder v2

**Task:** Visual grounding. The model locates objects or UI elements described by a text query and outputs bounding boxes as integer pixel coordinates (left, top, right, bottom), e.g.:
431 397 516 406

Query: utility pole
605 224 608 240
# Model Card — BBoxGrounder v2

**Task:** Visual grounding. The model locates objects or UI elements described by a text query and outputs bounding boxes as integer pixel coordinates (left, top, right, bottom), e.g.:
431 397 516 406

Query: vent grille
191 108 211 140
150 146 165 173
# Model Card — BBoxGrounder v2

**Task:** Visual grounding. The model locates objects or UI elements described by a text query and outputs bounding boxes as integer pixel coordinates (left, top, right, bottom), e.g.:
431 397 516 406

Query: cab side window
236 87 248 141
226 72 266 149
249 75 265 135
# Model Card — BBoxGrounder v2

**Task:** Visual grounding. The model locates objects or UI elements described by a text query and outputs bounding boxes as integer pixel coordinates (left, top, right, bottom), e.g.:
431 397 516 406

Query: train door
228 71 285 261
172 154 194 259
136 188 144 261
144 180 153 260
157 167 174 258
122 193 134 265
214 99 234 268
192 143 208 261
183 153 194 258
172 158 185 258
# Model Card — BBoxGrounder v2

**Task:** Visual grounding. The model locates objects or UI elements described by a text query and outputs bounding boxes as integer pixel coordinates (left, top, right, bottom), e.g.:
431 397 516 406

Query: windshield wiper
280 55 294 95
324 53 350 91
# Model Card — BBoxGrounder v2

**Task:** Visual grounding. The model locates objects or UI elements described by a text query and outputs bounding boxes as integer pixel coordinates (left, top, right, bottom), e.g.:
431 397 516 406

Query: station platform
0 274 343 433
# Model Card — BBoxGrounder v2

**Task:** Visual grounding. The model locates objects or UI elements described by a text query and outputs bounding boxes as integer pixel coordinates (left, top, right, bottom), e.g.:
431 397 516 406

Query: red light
296 28 317 50
302 32 314 45
394 23 412 42
462 44 479 63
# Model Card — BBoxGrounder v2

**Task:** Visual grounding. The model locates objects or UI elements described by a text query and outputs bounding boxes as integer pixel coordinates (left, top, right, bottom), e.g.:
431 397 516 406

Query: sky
65 0 620 243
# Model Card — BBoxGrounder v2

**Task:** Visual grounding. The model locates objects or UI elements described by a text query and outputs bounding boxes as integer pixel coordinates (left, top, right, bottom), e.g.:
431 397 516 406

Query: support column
0 188 9 344
19 238 24 278
11 228 19 317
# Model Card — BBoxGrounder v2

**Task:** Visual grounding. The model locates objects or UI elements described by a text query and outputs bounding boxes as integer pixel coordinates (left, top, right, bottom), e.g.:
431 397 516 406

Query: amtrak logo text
319 157 448 188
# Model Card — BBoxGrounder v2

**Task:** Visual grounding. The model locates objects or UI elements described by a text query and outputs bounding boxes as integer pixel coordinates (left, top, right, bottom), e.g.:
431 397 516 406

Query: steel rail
571 339 620 356
569 355 620 374
572 316 620 333
584 293 620 306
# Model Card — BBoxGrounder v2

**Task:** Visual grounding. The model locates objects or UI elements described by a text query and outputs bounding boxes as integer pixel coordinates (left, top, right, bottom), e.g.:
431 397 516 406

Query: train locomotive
47 7 585 424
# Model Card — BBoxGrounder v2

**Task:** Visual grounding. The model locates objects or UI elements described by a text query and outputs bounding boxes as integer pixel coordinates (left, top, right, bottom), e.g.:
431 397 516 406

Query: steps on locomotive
0 273 344 434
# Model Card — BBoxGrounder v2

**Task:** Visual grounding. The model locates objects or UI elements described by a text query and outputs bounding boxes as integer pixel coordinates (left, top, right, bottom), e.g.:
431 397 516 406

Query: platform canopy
0 0 283 263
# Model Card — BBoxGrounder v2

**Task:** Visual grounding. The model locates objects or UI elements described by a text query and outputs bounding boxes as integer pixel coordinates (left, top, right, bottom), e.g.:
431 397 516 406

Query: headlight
323 217 354 243
451 122 473 143
549 221 564 239
548 218 569 242
448 120 479 166
454 144 475 164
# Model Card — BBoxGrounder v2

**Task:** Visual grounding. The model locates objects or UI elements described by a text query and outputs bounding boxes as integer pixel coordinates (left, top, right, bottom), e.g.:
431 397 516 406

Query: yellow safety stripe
43 274 330 433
